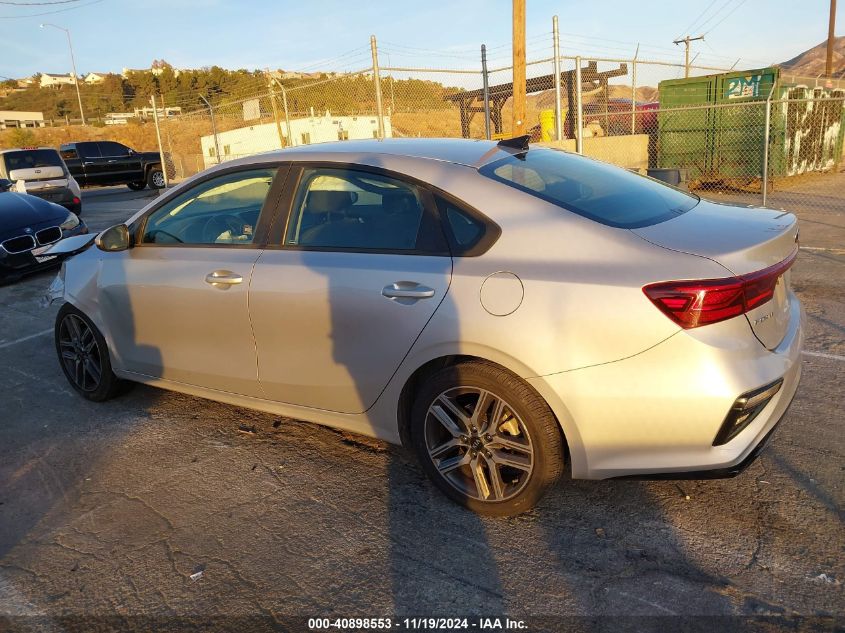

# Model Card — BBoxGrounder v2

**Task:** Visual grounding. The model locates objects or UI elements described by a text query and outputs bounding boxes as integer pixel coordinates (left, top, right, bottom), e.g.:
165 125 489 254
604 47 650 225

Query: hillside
779 36 845 76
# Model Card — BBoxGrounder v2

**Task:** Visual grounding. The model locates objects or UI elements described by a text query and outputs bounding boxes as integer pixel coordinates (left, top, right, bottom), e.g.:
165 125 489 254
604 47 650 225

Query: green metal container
657 66 844 184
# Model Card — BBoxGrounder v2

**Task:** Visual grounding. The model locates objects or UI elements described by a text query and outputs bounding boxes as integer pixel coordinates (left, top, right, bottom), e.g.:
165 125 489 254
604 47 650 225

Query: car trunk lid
632 199 799 349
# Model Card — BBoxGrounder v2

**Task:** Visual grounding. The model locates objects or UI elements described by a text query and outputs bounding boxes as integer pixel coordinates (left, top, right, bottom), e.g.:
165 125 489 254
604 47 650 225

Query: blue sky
0 0 841 80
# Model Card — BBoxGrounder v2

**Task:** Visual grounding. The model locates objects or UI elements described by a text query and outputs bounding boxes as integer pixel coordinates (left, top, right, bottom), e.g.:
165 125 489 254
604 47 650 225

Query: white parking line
0 329 52 350
803 350 845 362
800 246 845 255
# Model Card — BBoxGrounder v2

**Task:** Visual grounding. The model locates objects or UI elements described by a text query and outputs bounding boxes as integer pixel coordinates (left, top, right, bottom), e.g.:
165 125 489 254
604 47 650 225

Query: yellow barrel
539 109 556 142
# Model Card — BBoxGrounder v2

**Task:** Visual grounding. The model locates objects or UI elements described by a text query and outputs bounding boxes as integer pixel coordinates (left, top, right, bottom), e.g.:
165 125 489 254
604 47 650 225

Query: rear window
479 149 699 229
3 149 64 173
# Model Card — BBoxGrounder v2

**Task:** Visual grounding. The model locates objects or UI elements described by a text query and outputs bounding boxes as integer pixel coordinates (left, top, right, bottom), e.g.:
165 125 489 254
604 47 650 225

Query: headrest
305 190 357 214
382 190 418 214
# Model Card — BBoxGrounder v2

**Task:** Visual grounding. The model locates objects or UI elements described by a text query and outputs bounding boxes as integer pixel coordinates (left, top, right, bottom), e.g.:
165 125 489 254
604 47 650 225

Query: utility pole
150 94 169 188
370 35 385 139
673 34 704 78
512 0 526 136
825 0 837 78
40 23 86 125
199 94 220 164
265 71 286 148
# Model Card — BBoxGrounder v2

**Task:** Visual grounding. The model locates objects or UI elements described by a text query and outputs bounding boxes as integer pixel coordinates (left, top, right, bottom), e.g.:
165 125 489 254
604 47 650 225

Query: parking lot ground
0 184 843 630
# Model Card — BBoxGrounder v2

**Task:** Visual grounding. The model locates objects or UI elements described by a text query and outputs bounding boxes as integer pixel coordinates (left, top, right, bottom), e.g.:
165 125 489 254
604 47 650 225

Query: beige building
0 110 45 129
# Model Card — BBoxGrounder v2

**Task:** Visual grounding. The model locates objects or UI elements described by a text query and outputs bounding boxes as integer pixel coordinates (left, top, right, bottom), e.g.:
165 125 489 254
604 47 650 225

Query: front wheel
55 303 129 401
147 167 165 189
127 181 146 191
411 361 564 516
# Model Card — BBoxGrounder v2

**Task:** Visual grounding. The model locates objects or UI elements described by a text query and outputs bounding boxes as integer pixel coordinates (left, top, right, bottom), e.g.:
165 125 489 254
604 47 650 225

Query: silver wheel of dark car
148 169 165 189
424 386 535 502
58 313 101 392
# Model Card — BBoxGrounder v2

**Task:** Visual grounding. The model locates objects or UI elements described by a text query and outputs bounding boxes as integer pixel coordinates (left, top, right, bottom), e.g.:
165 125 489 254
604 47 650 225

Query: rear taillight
643 250 797 329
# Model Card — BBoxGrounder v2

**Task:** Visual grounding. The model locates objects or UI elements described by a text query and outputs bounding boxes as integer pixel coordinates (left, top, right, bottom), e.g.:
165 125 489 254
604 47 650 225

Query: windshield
479 148 699 229
3 149 65 174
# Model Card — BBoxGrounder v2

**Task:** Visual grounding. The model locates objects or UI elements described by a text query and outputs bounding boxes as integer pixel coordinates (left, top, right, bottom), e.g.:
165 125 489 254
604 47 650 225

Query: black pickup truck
59 141 169 191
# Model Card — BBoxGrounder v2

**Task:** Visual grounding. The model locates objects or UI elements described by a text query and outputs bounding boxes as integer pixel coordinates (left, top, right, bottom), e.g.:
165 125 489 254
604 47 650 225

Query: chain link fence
145 32 845 220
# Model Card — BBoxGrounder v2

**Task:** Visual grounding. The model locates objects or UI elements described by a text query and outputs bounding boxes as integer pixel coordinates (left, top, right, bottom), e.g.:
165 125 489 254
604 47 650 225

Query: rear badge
753 312 774 326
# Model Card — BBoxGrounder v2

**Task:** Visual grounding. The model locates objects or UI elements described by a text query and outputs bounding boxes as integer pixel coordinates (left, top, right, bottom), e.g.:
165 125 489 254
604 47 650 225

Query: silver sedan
46 138 803 515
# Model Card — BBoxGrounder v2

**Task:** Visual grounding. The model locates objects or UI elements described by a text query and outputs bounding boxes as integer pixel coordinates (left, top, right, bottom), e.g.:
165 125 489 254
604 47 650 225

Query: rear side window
2 149 64 172
285 168 445 253
76 143 101 159
437 198 484 249
479 149 699 229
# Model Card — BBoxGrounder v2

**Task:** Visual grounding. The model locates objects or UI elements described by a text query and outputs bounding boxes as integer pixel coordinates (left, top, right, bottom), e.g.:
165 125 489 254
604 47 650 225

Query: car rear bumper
527 294 804 480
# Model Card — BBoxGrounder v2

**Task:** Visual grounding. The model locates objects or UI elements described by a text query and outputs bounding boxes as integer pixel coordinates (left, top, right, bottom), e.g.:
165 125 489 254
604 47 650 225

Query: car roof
258 138 522 168
0 147 58 154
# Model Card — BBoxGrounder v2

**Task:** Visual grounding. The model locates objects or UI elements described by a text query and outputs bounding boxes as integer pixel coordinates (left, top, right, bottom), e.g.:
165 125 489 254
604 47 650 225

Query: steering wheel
146 229 183 244
202 214 244 243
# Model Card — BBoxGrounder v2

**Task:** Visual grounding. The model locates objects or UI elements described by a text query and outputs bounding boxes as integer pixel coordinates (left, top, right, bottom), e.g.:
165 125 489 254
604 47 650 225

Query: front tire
55 303 128 402
410 361 564 516
127 181 146 191
147 167 165 189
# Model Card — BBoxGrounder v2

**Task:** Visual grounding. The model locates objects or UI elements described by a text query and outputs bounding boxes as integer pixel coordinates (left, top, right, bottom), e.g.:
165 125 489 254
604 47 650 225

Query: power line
0 0 103 18
703 0 749 35
676 0 720 40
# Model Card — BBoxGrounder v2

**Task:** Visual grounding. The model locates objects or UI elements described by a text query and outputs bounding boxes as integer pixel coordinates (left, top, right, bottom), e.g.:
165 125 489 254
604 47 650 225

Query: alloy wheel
151 171 165 188
424 387 534 502
58 314 102 392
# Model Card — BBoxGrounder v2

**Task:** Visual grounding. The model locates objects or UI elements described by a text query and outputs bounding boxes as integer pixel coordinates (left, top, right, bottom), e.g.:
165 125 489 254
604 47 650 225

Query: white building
104 112 135 125
39 73 76 88
83 72 109 84
0 110 45 129
199 112 391 168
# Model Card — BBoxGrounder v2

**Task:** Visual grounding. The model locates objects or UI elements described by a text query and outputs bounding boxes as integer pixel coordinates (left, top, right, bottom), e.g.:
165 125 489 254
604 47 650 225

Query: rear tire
127 181 146 191
55 303 129 402
147 167 165 189
410 361 564 516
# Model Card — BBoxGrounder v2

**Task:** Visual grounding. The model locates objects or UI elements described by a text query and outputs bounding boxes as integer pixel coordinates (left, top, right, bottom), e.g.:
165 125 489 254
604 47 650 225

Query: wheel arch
396 353 579 473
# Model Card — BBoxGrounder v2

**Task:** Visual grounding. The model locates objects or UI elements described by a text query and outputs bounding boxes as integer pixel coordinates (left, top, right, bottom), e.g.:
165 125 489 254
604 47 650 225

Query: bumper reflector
713 379 783 446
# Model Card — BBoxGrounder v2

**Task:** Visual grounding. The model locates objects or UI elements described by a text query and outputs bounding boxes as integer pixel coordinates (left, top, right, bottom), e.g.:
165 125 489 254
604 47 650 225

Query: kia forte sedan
45 137 802 515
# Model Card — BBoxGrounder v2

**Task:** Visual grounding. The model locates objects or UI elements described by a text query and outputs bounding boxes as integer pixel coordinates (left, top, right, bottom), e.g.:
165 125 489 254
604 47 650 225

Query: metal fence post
761 86 776 206
150 94 169 188
371 35 386 139
481 44 491 140
575 55 583 154
199 94 220 164
281 86 293 145
552 15 562 141
631 45 639 135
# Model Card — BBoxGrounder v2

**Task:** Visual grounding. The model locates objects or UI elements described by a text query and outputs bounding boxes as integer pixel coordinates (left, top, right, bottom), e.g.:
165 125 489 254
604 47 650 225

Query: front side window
480 148 700 229
141 168 277 245
285 168 426 251
98 141 130 157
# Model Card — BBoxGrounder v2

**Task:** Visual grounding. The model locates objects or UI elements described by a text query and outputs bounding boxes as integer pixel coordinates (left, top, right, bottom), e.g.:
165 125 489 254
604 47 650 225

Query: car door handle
382 282 435 300
82 161 95 166
205 270 243 287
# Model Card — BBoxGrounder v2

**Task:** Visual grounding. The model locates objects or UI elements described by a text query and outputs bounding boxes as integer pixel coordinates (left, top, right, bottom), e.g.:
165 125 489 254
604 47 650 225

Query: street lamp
40 23 86 126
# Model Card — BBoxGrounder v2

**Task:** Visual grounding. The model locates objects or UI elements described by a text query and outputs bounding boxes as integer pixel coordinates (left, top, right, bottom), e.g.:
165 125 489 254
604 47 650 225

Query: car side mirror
0 178 12 192
95 224 132 252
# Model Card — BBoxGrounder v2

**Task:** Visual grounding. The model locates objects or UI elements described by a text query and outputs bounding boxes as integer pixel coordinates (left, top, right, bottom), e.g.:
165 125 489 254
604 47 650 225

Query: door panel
250 250 451 413
98 247 264 396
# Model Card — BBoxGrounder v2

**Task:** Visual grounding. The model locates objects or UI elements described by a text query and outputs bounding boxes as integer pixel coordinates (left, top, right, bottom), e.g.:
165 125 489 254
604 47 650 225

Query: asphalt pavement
0 183 842 632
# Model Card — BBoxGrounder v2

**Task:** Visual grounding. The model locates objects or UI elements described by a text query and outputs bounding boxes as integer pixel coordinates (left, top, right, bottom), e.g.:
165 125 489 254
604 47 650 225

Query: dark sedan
0 180 88 282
